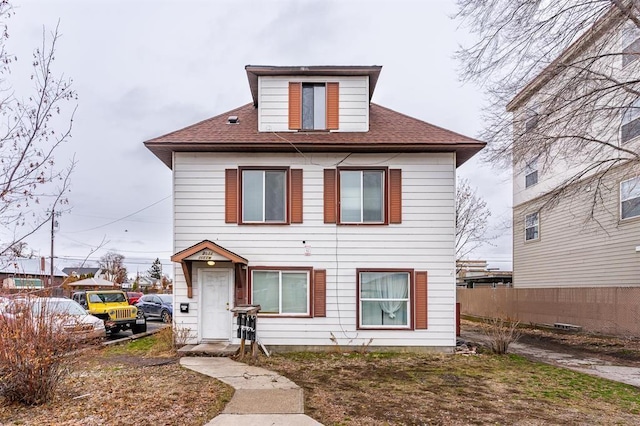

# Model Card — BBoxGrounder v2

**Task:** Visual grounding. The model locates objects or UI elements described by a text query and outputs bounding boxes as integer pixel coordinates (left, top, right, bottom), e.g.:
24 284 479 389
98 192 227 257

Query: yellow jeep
72 290 147 335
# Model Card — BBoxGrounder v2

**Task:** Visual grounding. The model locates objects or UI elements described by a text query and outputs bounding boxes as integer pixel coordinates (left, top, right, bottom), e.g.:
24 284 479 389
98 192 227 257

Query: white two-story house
509 7 640 289
145 65 484 351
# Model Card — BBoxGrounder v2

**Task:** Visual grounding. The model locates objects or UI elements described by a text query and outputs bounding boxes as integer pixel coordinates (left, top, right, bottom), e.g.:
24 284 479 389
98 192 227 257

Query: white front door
200 269 232 340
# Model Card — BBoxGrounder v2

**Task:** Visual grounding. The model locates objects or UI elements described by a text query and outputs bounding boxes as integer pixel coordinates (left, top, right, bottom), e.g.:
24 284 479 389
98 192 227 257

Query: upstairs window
525 157 539 188
525 212 539 241
289 82 339 131
302 83 326 130
340 169 385 223
242 169 286 223
622 22 640 67
621 98 640 144
621 177 640 220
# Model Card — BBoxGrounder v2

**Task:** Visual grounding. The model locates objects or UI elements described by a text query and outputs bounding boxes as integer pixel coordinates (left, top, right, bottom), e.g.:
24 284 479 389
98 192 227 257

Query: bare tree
0 1 76 259
456 178 492 261
98 251 127 284
456 0 640 219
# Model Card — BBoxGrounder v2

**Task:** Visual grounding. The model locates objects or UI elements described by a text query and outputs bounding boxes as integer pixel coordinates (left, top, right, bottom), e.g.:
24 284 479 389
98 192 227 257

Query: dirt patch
259 351 640 425
463 318 640 366
0 348 233 426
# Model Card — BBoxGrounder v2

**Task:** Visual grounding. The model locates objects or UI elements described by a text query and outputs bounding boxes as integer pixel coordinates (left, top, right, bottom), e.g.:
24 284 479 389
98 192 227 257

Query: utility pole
49 209 60 292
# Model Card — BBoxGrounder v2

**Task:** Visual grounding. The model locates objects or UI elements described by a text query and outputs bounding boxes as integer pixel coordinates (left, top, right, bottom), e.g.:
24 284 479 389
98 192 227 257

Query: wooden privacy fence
457 287 640 337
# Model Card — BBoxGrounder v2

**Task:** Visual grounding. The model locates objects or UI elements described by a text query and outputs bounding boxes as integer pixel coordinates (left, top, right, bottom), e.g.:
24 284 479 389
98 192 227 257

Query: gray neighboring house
510 8 640 289
1 257 67 289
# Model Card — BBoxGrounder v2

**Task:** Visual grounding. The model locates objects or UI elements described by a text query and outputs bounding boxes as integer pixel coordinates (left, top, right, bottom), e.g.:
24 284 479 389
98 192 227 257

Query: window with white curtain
242 169 286 223
359 271 410 328
340 170 385 223
251 270 309 315
525 212 539 241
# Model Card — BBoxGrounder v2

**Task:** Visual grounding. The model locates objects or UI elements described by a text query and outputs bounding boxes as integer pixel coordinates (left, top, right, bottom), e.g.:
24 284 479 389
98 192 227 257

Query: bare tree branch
0 3 76 258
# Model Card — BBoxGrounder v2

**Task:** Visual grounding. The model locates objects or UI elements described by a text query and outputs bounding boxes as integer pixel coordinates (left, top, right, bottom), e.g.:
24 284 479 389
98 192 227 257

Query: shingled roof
145 102 485 168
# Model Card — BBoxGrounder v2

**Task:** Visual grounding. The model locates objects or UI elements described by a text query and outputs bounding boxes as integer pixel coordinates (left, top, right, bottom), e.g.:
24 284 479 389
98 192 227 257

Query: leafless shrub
482 317 521 355
149 323 192 355
0 297 79 405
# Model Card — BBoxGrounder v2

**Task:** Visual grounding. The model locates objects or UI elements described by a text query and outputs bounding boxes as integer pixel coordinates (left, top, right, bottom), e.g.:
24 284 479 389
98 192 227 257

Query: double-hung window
251 269 310 315
621 177 640 220
525 158 539 188
621 98 640 144
302 83 326 130
340 169 385 223
359 271 410 328
242 169 286 223
622 22 640 67
525 212 539 241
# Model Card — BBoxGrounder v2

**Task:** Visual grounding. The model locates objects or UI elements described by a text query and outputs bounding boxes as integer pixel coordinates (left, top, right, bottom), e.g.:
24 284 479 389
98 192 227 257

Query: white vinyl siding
172 152 457 348
258 76 369 132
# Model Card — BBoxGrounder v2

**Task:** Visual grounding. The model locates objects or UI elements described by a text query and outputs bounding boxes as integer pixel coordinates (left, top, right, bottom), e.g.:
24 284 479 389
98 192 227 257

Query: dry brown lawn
2 323 640 425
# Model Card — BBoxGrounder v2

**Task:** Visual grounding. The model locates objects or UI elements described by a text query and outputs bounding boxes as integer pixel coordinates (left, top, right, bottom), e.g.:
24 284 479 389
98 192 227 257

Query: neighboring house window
621 98 640 144
359 271 411 328
288 82 339 130
525 212 539 241
622 22 640 67
525 158 539 188
241 169 287 223
621 177 640 220
340 169 385 223
251 269 310 315
524 106 539 132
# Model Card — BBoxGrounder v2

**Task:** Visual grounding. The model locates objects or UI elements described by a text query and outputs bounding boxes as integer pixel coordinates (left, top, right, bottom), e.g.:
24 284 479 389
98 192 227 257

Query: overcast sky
8 0 512 277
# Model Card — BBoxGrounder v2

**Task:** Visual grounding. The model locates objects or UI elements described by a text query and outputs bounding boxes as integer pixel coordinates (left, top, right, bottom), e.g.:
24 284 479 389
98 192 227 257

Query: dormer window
289 82 339 131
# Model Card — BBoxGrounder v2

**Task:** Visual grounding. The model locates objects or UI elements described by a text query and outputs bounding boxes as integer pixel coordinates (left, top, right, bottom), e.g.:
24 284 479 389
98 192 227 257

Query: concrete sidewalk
180 357 323 426
461 330 640 388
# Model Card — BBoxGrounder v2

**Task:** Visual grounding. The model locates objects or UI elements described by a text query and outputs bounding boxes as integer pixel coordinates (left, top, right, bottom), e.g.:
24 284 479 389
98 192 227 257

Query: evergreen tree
148 258 162 281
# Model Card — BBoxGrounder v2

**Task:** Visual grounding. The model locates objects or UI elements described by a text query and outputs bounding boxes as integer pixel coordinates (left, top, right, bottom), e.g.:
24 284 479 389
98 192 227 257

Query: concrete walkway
180 357 323 426
461 330 640 388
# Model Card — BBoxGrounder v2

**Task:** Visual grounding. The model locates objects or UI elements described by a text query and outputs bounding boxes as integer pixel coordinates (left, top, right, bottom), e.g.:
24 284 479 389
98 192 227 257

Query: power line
66 195 172 234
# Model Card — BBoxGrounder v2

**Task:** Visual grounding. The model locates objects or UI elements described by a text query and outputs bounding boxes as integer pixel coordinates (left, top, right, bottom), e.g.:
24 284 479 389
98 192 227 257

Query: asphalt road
106 319 167 341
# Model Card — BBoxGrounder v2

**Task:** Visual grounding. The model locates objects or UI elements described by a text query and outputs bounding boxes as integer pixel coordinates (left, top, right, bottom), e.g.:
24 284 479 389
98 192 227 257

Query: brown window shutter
415 271 428 329
290 169 303 223
323 169 337 223
326 82 339 130
313 269 326 317
289 82 302 130
389 169 402 224
225 169 238 224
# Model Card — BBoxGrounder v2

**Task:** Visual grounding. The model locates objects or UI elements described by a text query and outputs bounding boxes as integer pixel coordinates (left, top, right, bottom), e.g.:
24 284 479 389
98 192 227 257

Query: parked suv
72 290 146 335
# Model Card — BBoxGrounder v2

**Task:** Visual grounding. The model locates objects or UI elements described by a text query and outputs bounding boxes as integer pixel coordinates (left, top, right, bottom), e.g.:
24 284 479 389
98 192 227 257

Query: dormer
245 65 382 133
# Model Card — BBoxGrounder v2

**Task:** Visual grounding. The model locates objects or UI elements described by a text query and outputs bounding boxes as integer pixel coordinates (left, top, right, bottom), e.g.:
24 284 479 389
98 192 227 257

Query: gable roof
507 5 625 111
145 103 485 168
0 258 67 277
62 267 101 277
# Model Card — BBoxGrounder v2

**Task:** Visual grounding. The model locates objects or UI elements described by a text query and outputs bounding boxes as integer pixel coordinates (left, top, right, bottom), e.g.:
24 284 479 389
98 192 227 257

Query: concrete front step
177 342 240 357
